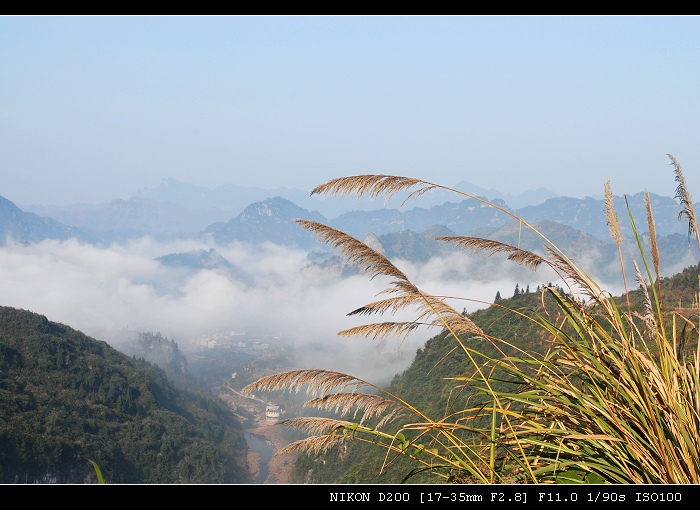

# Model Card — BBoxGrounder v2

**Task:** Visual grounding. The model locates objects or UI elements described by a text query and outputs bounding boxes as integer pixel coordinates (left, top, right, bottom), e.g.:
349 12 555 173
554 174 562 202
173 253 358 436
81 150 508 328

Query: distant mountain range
202 196 327 248
5 180 695 244
0 196 96 244
4 180 699 284
24 197 230 243
19 178 558 240
129 178 561 215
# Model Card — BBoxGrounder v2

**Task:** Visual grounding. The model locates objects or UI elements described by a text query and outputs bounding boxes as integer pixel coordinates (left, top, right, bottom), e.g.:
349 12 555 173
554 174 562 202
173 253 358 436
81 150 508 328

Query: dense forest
0 306 251 483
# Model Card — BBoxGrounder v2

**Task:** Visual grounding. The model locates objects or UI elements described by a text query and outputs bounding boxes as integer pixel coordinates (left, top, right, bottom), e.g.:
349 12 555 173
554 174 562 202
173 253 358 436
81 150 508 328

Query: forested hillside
0 306 251 483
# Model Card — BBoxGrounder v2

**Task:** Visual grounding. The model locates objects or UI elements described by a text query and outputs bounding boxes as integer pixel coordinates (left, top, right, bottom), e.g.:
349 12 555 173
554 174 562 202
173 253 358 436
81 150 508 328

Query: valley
179 334 301 484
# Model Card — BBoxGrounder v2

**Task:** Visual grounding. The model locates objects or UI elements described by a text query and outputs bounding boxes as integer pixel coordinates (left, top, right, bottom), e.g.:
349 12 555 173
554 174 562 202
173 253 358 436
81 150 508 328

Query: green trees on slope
0 306 250 483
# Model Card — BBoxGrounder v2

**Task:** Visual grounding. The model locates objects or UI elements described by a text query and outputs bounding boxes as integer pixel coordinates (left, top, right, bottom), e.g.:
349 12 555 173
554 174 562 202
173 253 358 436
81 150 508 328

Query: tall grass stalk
244 155 700 484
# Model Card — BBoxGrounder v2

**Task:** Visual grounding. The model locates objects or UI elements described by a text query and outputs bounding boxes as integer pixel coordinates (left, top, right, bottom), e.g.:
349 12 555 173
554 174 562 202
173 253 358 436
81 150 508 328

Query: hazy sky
2 15 699 206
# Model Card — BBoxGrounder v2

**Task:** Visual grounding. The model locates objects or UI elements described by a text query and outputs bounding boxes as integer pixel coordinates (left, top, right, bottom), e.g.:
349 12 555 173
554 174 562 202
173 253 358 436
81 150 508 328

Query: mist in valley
4 220 695 388
0 232 618 385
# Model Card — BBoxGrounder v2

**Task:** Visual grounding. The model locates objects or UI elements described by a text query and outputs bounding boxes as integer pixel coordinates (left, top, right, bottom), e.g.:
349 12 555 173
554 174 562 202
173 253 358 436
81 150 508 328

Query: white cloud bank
0 236 628 384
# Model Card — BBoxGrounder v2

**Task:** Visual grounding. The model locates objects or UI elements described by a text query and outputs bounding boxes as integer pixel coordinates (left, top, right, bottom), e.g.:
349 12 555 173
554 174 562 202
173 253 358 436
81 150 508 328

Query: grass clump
244 154 700 484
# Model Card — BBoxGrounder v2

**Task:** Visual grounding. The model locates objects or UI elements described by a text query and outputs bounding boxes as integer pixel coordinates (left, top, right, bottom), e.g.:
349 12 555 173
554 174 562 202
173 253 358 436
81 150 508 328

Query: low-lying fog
0 235 634 384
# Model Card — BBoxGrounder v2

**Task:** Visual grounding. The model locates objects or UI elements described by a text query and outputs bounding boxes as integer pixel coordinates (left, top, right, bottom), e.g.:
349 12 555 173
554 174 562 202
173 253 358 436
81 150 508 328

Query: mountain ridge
4 186 699 284
13 180 697 246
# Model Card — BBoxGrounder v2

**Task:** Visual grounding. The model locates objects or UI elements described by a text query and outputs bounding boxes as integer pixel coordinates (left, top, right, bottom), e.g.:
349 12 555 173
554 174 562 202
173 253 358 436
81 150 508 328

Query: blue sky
2 15 699 206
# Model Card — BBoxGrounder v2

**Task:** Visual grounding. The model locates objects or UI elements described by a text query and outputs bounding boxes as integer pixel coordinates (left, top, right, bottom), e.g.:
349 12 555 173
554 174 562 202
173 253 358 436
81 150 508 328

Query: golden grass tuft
245 158 700 484
435 236 546 270
669 153 698 241
274 418 353 456
304 393 406 429
605 180 622 247
295 219 411 284
244 369 368 397
311 174 439 207
645 191 660 280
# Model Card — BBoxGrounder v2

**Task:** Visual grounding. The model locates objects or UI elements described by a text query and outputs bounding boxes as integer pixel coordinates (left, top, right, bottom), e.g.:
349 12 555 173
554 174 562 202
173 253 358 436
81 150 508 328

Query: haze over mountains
21 178 560 231
7 178 699 268
2 178 699 384
9 177 693 243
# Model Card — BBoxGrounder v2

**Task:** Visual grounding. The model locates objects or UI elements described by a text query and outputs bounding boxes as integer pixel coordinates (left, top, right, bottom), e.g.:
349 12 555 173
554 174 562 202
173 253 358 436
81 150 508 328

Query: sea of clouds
0 235 633 384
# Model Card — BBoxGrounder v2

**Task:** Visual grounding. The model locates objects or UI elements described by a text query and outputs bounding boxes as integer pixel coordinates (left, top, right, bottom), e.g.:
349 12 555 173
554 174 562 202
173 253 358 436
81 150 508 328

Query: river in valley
245 431 274 483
